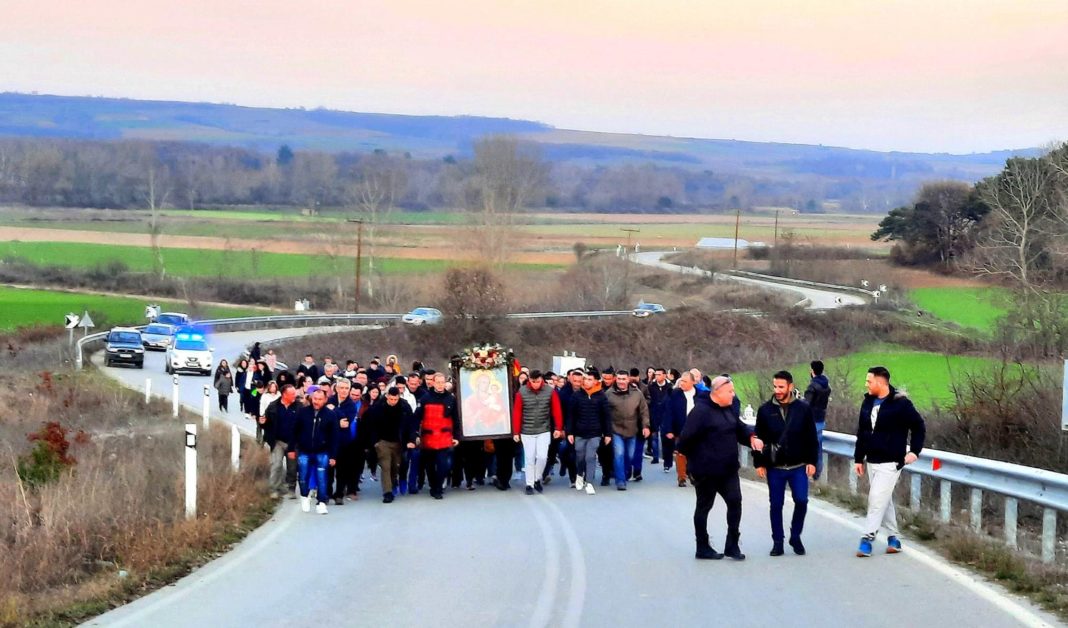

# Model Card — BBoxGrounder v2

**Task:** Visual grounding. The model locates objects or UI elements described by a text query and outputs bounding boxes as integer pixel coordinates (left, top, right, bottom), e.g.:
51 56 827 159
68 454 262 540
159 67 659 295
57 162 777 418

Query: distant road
86 326 1059 628
630 251 867 310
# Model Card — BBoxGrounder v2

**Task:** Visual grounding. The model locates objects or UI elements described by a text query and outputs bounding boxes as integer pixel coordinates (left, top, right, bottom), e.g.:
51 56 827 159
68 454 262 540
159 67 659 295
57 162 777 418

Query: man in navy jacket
678 376 764 561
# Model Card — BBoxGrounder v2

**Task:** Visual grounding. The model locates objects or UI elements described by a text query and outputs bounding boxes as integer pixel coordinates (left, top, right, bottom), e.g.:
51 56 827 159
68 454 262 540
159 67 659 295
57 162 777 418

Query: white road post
172 375 180 418
145 377 152 404
185 424 197 520
202 385 211 428
231 424 240 471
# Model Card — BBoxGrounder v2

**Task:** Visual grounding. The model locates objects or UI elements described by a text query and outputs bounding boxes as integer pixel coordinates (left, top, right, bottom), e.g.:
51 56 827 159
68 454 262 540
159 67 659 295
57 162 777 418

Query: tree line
0 135 911 213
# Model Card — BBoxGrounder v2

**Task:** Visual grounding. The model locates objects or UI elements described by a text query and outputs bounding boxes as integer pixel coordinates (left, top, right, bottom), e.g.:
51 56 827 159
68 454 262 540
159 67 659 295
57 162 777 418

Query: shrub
16 421 84 489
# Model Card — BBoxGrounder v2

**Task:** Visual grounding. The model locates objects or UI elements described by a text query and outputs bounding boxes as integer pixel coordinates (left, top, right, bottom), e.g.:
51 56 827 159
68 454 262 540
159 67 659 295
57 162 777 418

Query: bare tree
144 163 172 279
350 153 407 298
466 136 547 265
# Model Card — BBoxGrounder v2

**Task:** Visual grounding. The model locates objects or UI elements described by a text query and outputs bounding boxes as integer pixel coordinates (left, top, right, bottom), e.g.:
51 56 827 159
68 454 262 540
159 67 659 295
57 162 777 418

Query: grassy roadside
909 286 1009 333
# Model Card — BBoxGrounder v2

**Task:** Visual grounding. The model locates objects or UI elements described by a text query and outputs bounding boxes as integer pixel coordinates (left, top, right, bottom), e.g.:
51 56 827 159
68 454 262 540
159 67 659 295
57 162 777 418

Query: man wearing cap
605 370 651 491
678 375 764 560
512 370 564 495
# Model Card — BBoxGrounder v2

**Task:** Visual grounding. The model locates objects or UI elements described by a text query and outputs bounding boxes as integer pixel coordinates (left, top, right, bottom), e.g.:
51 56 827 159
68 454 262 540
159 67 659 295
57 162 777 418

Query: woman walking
214 359 234 412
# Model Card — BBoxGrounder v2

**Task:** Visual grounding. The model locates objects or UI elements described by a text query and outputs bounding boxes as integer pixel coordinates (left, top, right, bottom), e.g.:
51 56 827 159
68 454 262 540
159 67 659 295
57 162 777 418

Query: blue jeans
767 466 809 543
814 421 826 479
298 453 330 504
612 434 637 487
630 436 646 477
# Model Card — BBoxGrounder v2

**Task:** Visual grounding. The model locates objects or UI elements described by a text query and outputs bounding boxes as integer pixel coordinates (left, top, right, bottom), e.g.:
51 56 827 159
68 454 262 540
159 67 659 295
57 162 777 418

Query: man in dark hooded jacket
803 360 832 480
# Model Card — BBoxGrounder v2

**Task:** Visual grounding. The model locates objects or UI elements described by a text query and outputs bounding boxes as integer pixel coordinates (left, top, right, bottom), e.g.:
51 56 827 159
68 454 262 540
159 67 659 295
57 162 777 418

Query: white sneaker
300 496 311 513
575 476 585 491
316 502 328 515
585 483 596 495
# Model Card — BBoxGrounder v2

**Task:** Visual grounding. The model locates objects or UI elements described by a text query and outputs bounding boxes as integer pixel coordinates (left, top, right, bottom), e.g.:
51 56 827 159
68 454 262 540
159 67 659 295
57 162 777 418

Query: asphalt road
87 328 1060 628
630 251 868 309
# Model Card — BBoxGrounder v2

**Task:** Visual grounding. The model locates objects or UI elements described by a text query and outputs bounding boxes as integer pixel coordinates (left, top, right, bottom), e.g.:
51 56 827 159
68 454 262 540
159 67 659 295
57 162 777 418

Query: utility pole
773 209 780 268
732 209 741 270
620 227 640 305
347 219 364 313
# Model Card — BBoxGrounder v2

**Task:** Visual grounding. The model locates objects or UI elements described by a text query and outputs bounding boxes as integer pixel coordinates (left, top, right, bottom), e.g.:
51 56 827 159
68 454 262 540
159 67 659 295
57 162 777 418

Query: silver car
402 307 443 325
141 323 176 351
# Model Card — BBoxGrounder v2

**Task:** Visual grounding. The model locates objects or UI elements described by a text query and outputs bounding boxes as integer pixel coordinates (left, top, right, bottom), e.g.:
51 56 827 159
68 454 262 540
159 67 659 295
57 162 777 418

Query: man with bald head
678 375 764 560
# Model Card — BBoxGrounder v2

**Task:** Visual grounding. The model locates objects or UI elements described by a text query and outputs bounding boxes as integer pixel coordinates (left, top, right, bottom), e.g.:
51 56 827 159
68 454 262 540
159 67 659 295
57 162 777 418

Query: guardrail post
848 468 858 495
202 385 211 428
910 473 921 511
970 488 982 532
231 424 240 472
1042 508 1057 564
940 480 952 523
172 375 180 418
1005 497 1018 549
145 378 152 404
185 424 197 520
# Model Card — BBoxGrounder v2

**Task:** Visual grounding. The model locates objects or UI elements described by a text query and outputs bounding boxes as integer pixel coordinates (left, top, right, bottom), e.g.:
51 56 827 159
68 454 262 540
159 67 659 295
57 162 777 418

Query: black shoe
790 538 806 556
695 546 723 560
541 475 552 485
525 486 535 495
678 479 687 488
534 481 543 493
770 543 784 557
334 497 344 506
617 484 627 491
383 493 394 503
632 475 643 482
601 477 610 486
651 458 660 465
723 547 746 561
467 483 475 491
432 492 443 500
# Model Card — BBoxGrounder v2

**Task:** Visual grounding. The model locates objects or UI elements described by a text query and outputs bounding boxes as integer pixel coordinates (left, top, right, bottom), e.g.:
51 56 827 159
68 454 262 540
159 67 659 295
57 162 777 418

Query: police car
165 328 214 375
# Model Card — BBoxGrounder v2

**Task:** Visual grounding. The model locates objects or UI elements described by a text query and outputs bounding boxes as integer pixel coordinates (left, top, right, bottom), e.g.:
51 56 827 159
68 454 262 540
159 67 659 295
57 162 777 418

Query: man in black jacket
803 360 832 480
755 371 818 557
263 384 300 499
678 375 764 560
853 366 925 557
287 389 339 515
566 371 612 495
371 387 416 503
647 368 673 471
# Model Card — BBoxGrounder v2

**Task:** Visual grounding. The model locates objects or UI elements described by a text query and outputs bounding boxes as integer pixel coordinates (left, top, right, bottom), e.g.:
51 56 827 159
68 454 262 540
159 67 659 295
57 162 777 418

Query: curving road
87 327 1060 628
631 251 867 310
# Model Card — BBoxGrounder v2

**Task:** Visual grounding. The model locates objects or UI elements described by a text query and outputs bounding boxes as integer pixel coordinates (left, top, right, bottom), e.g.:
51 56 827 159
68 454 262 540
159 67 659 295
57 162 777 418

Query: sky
1 0 1067 153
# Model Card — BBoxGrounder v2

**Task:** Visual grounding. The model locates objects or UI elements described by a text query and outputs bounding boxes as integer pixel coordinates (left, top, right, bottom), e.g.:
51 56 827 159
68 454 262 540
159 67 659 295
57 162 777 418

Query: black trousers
218 392 229 412
692 472 743 551
451 440 484 487
333 441 360 497
597 441 614 482
493 438 516 486
661 432 676 469
424 448 452 497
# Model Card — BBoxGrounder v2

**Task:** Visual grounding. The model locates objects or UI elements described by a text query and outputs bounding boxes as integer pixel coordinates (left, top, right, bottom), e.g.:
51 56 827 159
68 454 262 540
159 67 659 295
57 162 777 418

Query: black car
104 327 145 368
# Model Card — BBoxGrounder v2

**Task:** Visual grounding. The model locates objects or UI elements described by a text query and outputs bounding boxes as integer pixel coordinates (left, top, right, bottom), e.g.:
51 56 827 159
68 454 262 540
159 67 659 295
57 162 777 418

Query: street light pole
347 218 364 313
620 227 640 304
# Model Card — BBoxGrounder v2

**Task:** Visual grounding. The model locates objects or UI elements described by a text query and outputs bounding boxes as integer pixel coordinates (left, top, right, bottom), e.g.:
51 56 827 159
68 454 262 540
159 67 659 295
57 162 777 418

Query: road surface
631 251 867 310
87 327 1060 628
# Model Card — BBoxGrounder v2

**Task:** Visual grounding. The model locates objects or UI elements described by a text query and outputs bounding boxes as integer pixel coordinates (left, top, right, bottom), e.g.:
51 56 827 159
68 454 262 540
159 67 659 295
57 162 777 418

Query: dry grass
0 366 273 627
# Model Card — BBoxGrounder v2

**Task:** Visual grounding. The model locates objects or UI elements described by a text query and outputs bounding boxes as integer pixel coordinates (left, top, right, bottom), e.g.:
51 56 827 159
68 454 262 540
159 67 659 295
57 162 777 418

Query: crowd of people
212 346 926 560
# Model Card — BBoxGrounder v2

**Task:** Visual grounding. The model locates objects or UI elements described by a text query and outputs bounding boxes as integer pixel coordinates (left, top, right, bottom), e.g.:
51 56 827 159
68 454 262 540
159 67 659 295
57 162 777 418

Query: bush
16 421 85 489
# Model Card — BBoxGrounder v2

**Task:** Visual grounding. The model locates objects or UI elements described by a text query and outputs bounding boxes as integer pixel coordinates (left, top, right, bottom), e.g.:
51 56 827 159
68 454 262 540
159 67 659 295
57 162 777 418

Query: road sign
64 313 79 329
77 311 95 329
146 304 161 319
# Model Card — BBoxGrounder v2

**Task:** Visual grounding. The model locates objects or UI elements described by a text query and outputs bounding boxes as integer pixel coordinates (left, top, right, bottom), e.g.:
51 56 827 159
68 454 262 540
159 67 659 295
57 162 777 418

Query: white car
155 312 190 327
402 307 443 325
166 329 214 375
631 302 667 318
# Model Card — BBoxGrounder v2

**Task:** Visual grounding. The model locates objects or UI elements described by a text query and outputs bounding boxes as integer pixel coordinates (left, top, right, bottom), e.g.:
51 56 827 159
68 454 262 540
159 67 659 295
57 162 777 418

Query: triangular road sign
77 311 95 328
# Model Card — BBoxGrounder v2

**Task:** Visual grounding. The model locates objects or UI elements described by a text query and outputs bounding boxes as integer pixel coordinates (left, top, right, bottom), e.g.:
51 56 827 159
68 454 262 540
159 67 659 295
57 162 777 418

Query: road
630 251 868 310
87 328 1060 628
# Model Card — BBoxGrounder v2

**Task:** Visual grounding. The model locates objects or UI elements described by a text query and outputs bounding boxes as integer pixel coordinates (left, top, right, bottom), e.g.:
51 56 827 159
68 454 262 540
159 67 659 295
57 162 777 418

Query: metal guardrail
724 269 878 299
75 310 637 368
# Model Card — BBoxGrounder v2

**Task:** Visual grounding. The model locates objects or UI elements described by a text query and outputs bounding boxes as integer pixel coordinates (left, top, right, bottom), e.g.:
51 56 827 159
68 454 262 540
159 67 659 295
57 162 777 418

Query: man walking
329 378 359 504
667 372 699 488
755 371 818 556
263 383 300 498
288 389 339 514
647 367 673 471
804 360 832 480
854 366 926 557
511 370 563 495
370 386 416 503
415 372 460 500
605 371 651 491
566 370 612 495
678 376 763 560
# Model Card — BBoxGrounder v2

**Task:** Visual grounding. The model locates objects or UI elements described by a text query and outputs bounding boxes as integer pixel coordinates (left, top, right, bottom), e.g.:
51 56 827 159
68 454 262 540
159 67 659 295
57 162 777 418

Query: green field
1 241 559 278
0 286 270 332
730 344 1027 411
909 287 1009 332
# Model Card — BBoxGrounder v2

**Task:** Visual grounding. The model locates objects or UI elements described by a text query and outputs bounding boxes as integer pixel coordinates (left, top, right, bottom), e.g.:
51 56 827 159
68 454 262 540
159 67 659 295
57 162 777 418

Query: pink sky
2 0 1066 152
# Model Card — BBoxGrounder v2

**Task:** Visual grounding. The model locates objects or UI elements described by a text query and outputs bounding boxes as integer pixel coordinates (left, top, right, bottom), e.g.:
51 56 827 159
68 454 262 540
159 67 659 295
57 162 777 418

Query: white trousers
864 462 901 539
521 432 552 487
